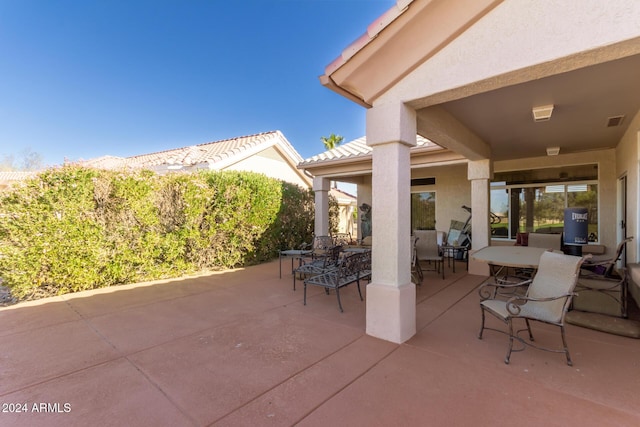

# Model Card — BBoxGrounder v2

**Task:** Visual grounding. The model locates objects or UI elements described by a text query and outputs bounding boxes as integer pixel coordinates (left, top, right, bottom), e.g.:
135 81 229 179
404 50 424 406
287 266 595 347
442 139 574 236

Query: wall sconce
532 104 554 122
546 147 560 156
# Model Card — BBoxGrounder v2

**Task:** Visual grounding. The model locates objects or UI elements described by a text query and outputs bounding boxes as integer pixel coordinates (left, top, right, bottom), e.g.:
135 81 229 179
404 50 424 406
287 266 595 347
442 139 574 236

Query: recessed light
532 105 554 122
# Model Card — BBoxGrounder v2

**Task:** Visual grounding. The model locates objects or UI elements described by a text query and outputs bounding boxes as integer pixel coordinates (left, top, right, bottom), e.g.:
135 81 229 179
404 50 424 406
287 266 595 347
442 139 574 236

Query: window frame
490 179 599 243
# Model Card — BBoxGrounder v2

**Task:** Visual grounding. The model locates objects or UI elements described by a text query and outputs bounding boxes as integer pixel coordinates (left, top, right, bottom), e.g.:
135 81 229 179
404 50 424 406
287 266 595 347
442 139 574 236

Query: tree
0 148 43 171
320 133 344 150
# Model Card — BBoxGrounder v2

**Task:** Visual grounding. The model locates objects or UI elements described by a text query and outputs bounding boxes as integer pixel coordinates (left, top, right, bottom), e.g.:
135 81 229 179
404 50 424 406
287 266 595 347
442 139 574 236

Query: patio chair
303 251 370 312
414 230 444 279
581 236 633 278
302 235 334 259
527 233 562 251
411 235 423 285
293 244 343 291
333 232 354 246
573 269 628 318
478 251 585 365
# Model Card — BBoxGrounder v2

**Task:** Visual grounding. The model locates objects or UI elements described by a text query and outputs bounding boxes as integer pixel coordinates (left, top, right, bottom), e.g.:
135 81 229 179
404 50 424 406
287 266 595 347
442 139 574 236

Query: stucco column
313 176 330 237
468 159 491 275
365 102 417 344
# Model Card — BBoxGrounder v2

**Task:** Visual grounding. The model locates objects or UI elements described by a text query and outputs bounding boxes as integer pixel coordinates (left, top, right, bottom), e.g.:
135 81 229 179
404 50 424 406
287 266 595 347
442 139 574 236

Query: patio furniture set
473 236 638 365
280 234 372 312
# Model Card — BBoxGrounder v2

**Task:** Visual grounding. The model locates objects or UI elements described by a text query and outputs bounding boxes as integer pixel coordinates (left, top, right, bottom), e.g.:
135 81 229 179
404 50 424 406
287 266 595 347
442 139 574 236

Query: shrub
0 166 321 300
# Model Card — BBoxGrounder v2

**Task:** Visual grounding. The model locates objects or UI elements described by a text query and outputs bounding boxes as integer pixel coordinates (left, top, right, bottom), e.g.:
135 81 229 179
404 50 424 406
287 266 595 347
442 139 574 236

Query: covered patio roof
320 0 640 162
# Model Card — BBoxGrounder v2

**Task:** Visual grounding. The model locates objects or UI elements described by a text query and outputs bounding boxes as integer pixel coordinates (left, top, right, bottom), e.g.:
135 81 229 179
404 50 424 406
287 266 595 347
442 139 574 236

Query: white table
472 246 562 285
471 246 558 269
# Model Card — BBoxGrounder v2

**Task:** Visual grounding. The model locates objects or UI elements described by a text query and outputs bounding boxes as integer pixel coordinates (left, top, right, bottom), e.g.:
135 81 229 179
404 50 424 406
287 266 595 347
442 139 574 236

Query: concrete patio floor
1 258 639 426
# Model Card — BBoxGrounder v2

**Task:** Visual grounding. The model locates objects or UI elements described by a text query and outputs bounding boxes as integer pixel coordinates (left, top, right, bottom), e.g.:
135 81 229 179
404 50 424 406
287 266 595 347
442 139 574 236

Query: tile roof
79 131 304 172
0 171 37 182
329 187 357 203
299 134 441 166
324 0 413 76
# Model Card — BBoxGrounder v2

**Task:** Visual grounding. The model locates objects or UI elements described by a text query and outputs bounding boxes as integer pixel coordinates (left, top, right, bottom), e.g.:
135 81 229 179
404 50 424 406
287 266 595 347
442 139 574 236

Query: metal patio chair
478 251 585 365
293 244 343 291
414 230 444 279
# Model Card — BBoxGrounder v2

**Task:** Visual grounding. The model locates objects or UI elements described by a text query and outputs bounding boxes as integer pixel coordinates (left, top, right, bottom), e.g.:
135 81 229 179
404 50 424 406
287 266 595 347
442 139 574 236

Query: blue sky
0 0 395 167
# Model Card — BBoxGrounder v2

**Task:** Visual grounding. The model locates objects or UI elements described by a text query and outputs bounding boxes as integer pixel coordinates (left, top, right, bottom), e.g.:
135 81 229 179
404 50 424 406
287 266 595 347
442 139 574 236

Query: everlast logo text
572 212 588 221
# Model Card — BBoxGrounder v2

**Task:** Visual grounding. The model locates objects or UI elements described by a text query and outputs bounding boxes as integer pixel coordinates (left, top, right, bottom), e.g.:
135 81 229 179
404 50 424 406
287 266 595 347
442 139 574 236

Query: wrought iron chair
414 230 444 279
303 251 370 312
478 251 585 365
411 235 423 285
293 244 343 290
333 232 354 246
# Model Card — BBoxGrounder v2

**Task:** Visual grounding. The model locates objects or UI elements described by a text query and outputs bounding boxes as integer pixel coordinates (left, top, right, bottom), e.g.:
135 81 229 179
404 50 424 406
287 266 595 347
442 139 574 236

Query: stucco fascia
376 0 640 108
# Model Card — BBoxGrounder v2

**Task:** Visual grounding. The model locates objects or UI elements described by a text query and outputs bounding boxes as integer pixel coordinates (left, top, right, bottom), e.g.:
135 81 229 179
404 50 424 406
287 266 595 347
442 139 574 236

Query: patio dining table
471 245 561 285
471 246 559 269
279 249 312 278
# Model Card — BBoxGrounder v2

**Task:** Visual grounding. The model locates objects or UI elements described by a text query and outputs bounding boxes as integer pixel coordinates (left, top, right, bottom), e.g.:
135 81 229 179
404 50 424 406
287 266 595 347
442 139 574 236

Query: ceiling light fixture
546 147 560 156
532 104 554 122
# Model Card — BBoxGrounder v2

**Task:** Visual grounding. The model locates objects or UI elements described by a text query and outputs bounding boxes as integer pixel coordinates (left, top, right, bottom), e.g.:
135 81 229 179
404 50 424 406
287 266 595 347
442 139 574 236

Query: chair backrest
411 235 419 265
605 236 633 276
323 245 344 268
333 233 352 246
413 230 440 258
313 235 334 250
528 233 562 251
527 251 584 322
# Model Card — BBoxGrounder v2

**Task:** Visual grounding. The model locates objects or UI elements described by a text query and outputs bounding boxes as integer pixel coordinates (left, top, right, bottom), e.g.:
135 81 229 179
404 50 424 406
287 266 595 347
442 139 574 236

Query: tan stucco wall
410 164 471 236
225 147 310 188
495 150 618 258
354 150 620 254
616 110 640 263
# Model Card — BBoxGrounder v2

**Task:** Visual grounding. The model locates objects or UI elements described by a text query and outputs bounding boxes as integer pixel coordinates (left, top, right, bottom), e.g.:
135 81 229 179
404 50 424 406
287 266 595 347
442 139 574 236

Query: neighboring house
0 171 37 192
301 0 640 343
81 131 312 189
329 186 358 238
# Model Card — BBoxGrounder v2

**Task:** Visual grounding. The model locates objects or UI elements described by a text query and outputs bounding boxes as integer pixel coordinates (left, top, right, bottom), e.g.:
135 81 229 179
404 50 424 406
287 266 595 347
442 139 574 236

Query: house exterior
81 130 312 189
0 171 36 192
300 0 640 343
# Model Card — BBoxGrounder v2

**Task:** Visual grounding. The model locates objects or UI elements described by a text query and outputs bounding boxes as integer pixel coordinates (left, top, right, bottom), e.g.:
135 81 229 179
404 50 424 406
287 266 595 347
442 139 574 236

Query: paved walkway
1 259 639 426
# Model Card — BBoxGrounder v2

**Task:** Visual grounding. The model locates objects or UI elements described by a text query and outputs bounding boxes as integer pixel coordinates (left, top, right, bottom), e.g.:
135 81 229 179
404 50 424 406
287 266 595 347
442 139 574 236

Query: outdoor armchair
293 244 343 291
303 251 371 312
411 235 423 285
478 251 585 365
414 230 444 279
581 236 633 278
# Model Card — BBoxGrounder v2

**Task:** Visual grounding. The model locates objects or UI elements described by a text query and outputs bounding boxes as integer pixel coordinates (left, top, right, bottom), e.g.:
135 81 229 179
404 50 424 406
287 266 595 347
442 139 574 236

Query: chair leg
356 280 363 301
478 307 486 339
525 319 535 341
561 325 573 366
505 318 515 365
335 287 344 312
303 283 307 305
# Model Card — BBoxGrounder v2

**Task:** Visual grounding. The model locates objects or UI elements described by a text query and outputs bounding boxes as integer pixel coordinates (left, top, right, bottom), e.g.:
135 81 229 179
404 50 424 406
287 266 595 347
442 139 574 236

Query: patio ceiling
431 53 640 161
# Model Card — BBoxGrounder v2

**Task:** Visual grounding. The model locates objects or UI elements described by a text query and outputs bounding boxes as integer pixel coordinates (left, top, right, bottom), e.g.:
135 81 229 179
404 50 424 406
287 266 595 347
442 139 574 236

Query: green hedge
0 166 321 300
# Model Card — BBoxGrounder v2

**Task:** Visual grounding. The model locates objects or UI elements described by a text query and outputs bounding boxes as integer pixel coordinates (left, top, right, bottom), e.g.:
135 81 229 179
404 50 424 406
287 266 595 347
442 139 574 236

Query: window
411 192 436 230
491 165 598 242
